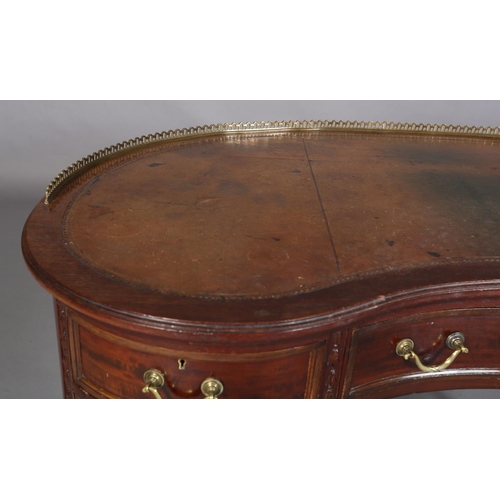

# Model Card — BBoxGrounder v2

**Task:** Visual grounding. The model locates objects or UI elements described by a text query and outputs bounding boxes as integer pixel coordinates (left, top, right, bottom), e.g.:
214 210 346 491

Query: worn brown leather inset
63 131 500 299
307 133 500 275
64 134 340 297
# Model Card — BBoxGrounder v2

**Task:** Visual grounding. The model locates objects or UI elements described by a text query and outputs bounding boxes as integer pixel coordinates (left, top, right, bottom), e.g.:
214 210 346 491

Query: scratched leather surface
64 132 500 298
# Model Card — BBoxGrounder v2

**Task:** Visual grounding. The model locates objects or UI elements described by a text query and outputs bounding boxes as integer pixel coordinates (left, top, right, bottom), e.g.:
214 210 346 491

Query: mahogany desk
22 121 500 398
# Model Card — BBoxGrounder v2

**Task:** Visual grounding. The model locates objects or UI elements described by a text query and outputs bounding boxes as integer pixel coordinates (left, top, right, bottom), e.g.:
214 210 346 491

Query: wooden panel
345 309 500 397
68 314 326 399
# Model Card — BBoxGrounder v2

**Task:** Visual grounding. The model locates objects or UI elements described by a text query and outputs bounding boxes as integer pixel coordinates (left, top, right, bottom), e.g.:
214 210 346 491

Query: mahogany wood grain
61 305 328 399
345 309 500 398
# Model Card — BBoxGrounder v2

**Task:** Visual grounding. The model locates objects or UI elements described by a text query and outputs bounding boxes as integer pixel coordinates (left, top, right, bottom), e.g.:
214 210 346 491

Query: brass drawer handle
142 369 165 399
200 378 224 399
396 332 469 373
141 369 224 399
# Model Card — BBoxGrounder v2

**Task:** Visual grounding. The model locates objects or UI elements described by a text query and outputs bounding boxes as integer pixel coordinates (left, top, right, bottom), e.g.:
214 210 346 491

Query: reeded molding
44 120 500 204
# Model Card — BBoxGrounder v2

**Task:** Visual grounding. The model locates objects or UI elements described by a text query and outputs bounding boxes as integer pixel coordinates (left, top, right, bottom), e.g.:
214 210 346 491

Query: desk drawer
346 310 500 397
65 313 325 399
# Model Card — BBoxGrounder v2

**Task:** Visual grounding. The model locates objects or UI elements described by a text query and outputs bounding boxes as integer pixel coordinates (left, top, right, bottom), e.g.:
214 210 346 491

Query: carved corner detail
325 333 342 398
54 300 75 399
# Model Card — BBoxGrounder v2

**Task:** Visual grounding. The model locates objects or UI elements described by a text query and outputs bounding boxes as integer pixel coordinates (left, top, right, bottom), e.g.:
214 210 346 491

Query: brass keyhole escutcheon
178 359 186 370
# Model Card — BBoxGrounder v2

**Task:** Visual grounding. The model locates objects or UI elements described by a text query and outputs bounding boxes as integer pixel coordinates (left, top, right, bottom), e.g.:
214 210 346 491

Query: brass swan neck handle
142 369 224 399
396 332 469 373
142 369 165 399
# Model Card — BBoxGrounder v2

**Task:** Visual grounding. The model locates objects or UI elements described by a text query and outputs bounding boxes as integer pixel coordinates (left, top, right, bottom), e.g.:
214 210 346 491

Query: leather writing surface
63 132 500 299
63 135 339 298
308 133 500 275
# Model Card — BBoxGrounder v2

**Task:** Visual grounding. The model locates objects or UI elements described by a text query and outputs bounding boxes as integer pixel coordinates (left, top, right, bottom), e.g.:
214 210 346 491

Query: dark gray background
2 100 500 398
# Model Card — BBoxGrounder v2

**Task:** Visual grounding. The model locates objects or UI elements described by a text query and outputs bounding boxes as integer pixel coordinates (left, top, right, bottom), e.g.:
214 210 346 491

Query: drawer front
345 309 500 398
66 313 326 399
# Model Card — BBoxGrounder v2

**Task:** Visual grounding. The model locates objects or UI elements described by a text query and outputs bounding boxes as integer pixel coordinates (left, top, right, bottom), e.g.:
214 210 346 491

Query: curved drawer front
345 309 500 398
64 311 326 399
